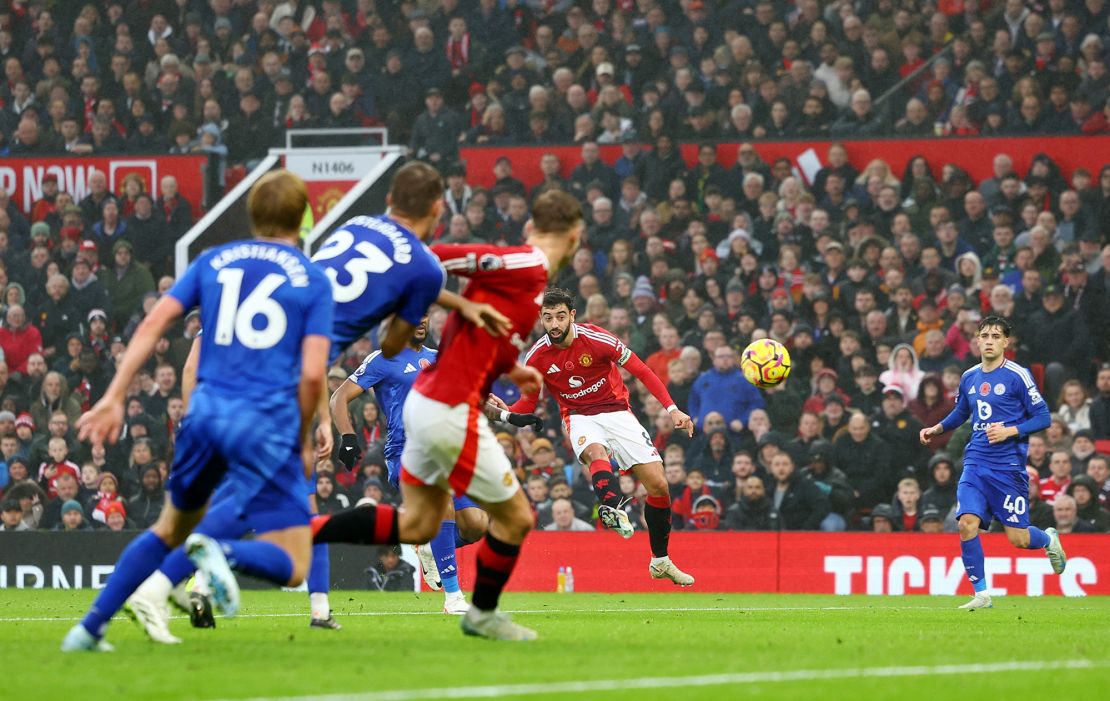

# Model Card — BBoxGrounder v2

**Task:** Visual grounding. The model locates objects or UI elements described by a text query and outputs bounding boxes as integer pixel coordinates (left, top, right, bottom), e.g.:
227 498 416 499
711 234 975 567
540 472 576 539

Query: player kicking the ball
313 190 583 641
920 315 1066 609
496 287 696 586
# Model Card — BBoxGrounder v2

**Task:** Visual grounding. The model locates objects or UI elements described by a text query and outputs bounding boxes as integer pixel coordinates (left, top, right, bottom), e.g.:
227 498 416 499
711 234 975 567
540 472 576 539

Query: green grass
13 590 1110 700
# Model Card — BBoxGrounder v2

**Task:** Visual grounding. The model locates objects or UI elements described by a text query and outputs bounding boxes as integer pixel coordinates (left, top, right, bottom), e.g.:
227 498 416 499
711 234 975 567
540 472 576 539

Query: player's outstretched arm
620 351 694 437
484 394 544 431
436 289 511 337
330 379 366 470
77 295 185 445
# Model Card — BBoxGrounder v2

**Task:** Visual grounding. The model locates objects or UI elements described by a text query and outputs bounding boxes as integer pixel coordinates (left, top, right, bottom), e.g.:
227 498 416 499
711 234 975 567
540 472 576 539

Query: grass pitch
11 590 1110 701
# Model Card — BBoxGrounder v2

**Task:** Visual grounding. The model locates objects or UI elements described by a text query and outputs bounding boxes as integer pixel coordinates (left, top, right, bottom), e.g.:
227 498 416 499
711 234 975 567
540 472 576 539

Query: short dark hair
542 287 575 311
388 161 443 219
977 315 1012 337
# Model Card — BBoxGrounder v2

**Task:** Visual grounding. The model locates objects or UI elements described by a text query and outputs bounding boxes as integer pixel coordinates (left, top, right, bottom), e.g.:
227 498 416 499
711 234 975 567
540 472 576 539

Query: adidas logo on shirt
546 364 560 374
404 363 418 373
1007 514 1019 523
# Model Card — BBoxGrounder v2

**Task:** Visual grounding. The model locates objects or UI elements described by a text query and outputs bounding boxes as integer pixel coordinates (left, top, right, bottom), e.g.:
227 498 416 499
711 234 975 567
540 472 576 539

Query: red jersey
1039 475 1070 505
521 323 635 419
414 244 549 407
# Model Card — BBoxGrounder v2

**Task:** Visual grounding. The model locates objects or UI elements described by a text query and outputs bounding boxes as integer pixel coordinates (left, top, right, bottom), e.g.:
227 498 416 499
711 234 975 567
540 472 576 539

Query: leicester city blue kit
349 346 478 511
311 215 445 362
941 360 1052 528
165 240 333 532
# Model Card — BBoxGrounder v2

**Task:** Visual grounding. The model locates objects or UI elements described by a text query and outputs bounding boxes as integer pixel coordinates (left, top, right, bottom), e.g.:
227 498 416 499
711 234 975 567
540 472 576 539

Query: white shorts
566 410 661 472
400 390 519 504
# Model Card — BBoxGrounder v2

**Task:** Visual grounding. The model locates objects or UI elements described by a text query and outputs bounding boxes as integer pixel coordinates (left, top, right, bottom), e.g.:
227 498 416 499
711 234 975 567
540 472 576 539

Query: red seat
1029 362 1045 390
224 165 247 193
1096 440 1110 455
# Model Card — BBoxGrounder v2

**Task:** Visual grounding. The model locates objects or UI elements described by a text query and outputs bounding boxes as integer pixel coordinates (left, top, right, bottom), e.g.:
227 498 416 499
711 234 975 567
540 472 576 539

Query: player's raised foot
188 592 216 628
61 624 115 652
124 589 182 645
958 593 993 610
1045 527 1067 575
310 615 342 630
185 534 240 618
443 591 470 615
461 608 537 641
415 544 442 591
598 504 635 539
649 556 695 586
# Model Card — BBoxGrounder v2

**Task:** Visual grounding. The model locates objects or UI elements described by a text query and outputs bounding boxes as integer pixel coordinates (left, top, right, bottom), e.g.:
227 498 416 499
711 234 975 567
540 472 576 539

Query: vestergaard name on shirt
209 243 310 287
344 216 413 263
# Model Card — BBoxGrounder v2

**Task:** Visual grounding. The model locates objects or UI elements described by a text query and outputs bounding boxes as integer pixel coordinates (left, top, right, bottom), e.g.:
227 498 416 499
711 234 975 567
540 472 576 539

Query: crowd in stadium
0 1 1109 538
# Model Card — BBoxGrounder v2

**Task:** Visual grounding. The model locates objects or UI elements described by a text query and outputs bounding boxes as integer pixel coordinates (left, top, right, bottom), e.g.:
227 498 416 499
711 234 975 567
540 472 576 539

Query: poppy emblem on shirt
418 358 431 369
564 361 575 371
579 353 593 367
897 419 907 429
979 382 991 396
994 383 1005 395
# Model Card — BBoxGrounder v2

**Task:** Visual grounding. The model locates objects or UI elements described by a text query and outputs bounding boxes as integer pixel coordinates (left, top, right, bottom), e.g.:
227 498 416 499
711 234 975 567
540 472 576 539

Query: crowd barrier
3 531 1106 596
459 135 1108 190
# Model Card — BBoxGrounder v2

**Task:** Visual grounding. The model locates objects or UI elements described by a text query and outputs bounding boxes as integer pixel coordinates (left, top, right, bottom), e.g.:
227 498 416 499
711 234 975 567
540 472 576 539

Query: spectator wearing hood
315 472 350 515
102 240 155 332
127 463 164 528
802 368 851 414
684 493 724 531
879 342 926 401
799 441 853 529
921 453 959 516
87 471 124 525
1068 475 1110 532
70 261 112 326
54 499 91 531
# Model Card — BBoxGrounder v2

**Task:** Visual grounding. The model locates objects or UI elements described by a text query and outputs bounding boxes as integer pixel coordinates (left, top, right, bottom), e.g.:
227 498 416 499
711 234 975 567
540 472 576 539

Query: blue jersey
311 215 445 362
168 240 333 399
350 345 438 459
941 360 1051 471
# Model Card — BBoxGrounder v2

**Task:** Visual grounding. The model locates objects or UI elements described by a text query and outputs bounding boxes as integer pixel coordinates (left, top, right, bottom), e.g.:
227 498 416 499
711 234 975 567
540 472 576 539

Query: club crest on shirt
502 471 514 487
994 383 1005 395
418 358 432 369
578 436 587 446
979 382 991 396
578 353 593 367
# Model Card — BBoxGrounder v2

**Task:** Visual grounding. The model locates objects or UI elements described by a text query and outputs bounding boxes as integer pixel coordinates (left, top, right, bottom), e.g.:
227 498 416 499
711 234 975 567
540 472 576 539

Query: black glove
507 412 544 432
338 433 362 471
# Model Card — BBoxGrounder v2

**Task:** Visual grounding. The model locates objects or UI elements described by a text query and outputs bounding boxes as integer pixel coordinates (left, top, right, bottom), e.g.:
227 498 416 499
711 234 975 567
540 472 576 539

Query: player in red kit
312 191 584 641
501 287 696 586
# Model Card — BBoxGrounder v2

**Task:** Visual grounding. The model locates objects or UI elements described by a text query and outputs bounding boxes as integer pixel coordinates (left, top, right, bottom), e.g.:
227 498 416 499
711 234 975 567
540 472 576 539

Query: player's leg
433 496 489 614
995 470 1066 574
955 470 993 609
631 459 694 586
62 497 209 650
306 490 339 629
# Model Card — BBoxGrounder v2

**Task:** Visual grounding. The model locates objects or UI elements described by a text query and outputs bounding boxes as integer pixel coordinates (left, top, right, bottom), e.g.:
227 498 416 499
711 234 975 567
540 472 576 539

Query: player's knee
457 510 489 542
583 445 607 463
410 511 443 543
639 467 667 496
957 515 980 539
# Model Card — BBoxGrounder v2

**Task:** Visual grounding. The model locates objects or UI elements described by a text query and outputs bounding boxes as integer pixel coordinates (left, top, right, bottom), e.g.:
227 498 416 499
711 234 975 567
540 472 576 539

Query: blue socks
960 536 988 593
159 547 196 586
82 531 171 638
430 520 461 594
308 543 330 594
1027 526 1050 549
221 540 293 584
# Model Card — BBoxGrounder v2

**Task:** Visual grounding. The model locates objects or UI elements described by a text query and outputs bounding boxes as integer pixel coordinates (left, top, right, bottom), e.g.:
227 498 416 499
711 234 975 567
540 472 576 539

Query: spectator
688 345 764 432
410 87 462 165
55 499 90 531
835 412 895 508
767 450 830 530
0 305 43 374
543 497 595 532
1051 494 1094 534
101 240 155 332
1040 450 1074 504
724 475 773 531
1068 475 1110 532
127 464 164 528
921 453 959 516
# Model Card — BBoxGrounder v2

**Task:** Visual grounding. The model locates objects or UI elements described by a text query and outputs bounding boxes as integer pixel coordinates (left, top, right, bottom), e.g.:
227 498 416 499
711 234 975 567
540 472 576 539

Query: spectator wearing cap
0 305 42 374
410 86 462 165
101 240 155 333
869 502 895 532
873 386 927 478
525 437 559 481
0 497 29 531
918 504 944 533
55 499 90 531
1026 284 1093 402
799 441 853 530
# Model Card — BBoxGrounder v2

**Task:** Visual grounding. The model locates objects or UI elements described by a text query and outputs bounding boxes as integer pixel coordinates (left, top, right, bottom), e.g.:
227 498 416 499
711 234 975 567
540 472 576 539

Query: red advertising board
459 135 1109 190
0 155 207 217
451 532 1110 596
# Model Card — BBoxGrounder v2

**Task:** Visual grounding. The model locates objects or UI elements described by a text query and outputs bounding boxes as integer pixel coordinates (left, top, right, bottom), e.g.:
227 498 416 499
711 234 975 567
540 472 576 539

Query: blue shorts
386 456 478 512
957 465 1030 529
167 387 311 532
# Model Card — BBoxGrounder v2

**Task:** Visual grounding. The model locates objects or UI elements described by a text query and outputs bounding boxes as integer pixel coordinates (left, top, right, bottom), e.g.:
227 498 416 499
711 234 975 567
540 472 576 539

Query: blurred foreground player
498 287 695 585
313 191 584 640
920 315 1066 609
62 170 334 651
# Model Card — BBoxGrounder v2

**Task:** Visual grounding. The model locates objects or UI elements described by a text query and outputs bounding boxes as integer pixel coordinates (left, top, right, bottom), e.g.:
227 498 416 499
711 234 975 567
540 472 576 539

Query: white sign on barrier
284 152 385 181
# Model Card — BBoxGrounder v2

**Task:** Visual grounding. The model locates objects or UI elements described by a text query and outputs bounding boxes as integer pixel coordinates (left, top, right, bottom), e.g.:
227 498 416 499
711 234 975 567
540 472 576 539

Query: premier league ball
740 338 792 389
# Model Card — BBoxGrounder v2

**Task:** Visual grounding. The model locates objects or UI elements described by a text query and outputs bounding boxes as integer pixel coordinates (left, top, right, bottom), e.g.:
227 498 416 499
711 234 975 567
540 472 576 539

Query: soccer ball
740 338 792 388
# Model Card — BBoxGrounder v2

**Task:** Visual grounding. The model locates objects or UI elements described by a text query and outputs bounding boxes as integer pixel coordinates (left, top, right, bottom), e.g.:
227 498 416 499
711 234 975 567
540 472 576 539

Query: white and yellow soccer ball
740 338 792 389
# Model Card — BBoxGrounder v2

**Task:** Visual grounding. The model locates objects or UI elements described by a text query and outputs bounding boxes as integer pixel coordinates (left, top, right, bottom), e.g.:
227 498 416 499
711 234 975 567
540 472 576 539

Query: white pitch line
1 604 940 623
216 659 1106 701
